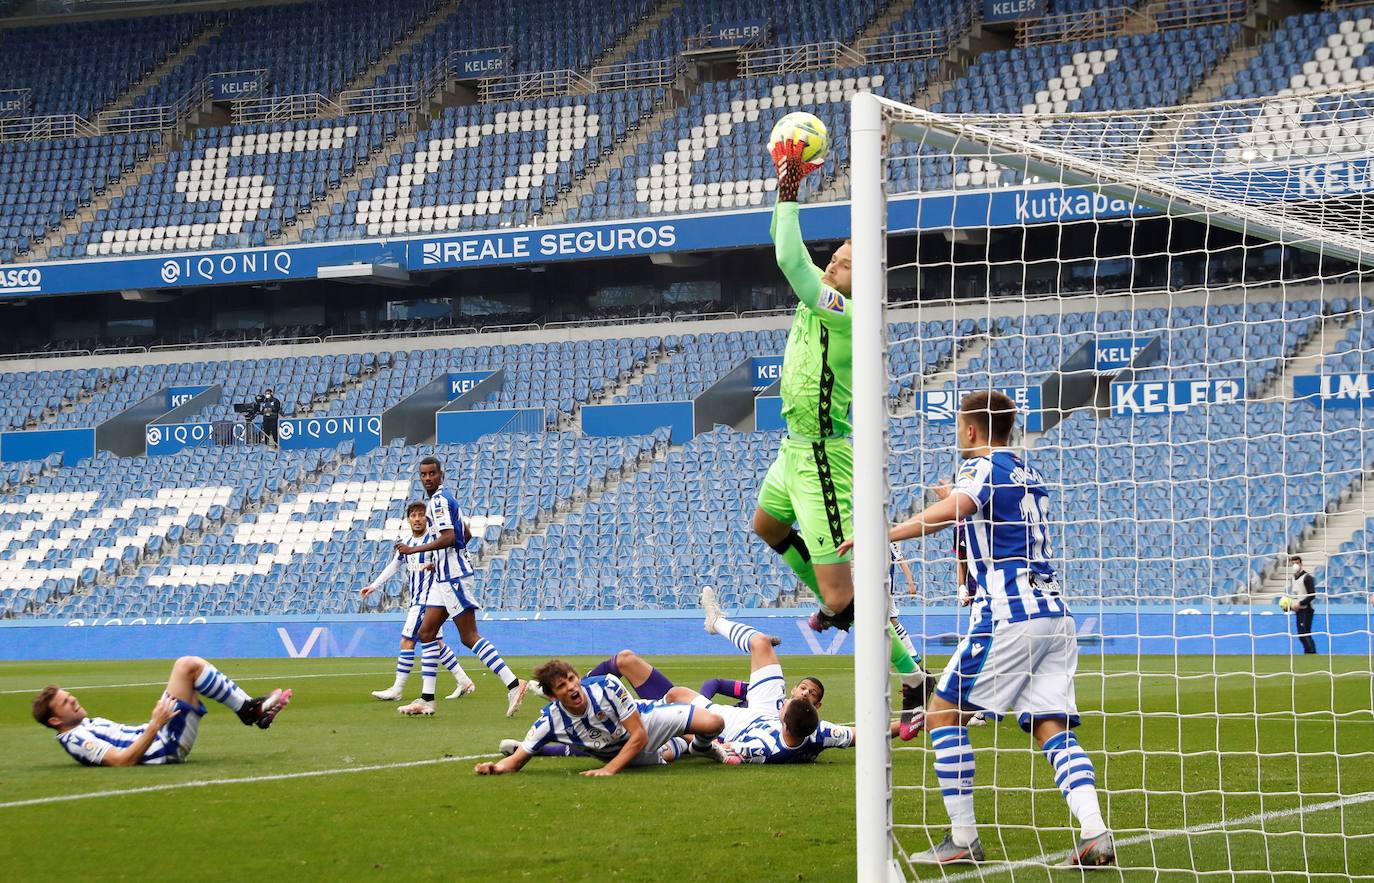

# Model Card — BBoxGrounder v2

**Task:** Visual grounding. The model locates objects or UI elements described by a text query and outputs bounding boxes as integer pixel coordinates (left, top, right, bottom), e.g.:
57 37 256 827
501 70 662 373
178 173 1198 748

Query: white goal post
849 84 1374 880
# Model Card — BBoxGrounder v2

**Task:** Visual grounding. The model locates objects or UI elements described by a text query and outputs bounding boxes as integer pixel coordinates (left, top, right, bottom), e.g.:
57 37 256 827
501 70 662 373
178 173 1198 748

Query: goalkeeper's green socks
770 528 926 675
769 529 823 602
890 625 923 675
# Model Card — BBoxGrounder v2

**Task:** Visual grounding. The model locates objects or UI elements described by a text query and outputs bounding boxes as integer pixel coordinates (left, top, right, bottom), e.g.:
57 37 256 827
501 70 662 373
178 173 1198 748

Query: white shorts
142 694 205 764
401 604 423 641
627 701 698 766
935 615 1081 733
416 579 479 617
695 663 787 742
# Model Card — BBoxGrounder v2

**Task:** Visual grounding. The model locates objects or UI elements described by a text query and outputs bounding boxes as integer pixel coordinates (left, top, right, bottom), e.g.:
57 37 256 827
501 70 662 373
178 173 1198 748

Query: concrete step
31 135 181 262
544 93 686 225
338 0 462 97
276 116 420 244
1251 479 1374 601
474 437 674 566
1249 311 1353 402
592 0 687 72
108 20 225 113
849 0 919 46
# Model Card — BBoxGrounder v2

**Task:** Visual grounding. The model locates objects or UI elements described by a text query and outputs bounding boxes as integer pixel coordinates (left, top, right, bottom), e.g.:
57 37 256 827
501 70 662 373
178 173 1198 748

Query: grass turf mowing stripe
930 790 1374 880
0 669 383 695
0 752 501 810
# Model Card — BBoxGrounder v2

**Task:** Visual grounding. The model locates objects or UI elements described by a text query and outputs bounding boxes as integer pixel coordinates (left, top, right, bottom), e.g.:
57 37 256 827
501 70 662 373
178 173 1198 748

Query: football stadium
2 0 1373 878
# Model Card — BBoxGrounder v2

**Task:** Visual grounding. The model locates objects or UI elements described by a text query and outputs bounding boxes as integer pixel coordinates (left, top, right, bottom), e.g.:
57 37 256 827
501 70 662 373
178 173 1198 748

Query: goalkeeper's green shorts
757 436 853 565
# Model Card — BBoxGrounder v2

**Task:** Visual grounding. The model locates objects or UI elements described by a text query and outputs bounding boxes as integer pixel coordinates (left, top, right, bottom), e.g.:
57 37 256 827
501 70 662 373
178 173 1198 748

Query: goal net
849 87 1374 880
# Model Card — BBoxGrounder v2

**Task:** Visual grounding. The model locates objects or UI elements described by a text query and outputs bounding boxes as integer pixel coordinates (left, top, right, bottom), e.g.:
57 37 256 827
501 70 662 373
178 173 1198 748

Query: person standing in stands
260 388 282 444
1289 555 1319 655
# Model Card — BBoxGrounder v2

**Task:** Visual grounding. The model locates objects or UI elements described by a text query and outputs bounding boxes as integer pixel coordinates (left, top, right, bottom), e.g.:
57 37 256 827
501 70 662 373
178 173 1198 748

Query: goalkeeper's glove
771 139 821 202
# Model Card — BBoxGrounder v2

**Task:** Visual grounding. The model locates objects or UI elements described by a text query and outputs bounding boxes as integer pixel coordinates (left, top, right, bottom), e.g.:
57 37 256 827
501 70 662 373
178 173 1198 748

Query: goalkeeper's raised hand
771 138 821 203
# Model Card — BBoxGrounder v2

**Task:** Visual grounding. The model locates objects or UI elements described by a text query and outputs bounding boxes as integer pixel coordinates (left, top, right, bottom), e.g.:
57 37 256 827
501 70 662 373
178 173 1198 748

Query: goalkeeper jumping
754 137 931 733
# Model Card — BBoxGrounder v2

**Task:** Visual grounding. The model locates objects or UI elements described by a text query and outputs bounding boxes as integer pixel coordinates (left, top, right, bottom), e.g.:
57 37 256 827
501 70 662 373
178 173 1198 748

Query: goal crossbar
869 90 1374 269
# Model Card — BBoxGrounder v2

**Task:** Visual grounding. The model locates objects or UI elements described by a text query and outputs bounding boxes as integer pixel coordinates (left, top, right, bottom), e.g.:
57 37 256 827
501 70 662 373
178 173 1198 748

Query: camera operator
259 389 282 444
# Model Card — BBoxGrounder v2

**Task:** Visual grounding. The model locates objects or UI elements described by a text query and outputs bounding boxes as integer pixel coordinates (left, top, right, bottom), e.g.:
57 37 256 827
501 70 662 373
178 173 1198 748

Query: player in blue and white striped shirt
473 660 731 776
33 656 290 766
395 456 527 718
664 588 856 765
867 390 1112 867
361 501 475 702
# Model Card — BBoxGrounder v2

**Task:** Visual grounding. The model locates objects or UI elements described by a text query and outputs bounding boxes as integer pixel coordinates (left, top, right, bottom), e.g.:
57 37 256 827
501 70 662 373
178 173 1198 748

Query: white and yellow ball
768 112 829 164
1277 595 1293 611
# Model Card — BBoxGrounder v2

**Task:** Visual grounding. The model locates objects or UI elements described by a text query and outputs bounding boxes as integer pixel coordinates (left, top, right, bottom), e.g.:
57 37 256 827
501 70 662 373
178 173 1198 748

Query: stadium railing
590 59 680 92
232 93 344 125
479 69 595 102
739 41 866 78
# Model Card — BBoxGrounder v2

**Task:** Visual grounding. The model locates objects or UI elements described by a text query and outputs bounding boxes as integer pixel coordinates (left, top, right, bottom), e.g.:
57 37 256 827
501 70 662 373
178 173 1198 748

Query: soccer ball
769 112 829 164
1277 595 1293 611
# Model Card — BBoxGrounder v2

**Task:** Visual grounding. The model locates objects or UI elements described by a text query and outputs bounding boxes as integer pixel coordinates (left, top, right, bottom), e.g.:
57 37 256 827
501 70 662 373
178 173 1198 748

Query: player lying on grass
838 390 1113 867
361 500 475 702
398 455 527 718
499 647 835 760
32 656 290 766
658 587 855 765
474 659 731 776
755 136 932 732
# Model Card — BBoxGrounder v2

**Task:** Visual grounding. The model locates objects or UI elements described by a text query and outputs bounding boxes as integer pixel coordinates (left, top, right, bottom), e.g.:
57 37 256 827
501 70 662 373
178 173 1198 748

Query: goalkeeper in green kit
755 135 933 737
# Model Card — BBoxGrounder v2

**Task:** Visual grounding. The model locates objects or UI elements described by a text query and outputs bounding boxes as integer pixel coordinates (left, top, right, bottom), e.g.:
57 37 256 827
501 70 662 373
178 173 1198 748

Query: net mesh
855 88 1374 879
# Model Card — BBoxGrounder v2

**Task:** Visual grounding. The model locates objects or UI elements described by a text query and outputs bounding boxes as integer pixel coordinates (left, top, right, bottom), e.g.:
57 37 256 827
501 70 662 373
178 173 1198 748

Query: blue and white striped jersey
520 675 640 761
57 717 146 766
727 718 855 765
367 533 437 606
426 485 474 583
952 449 1067 631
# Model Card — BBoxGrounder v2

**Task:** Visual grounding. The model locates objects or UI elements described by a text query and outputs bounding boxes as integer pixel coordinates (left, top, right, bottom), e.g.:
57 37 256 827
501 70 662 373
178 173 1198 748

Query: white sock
931 725 977 846
437 643 471 683
391 648 414 691
193 663 250 712
420 641 440 699
713 616 759 654
1042 730 1107 838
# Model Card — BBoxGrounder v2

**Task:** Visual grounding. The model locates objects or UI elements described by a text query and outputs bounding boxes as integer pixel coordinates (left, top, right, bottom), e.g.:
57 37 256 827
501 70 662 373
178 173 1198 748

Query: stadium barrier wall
694 358 760 435
1 607 1368 660
581 400 694 443
381 371 461 446
0 426 94 463
99 388 175 457
755 394 784 431
144 384 224 456
435 407 545 443
278 414 382 452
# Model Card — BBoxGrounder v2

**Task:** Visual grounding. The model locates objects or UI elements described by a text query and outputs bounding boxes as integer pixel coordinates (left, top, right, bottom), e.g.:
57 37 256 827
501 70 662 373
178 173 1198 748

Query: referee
1289 555 1318 655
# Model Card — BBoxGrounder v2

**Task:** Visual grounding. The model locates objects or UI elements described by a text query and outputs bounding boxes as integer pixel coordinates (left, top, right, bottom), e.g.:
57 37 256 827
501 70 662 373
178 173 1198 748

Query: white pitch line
0 670 381 695
0 752 501 810
933 791 1374 881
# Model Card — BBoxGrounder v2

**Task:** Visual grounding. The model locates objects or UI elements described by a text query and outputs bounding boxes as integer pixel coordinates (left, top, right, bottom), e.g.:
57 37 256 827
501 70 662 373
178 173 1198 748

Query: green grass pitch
1 654 1370 881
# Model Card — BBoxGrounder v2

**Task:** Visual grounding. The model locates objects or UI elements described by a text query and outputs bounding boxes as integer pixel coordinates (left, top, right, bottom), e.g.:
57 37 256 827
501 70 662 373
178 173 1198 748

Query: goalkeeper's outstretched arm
769 140 825 310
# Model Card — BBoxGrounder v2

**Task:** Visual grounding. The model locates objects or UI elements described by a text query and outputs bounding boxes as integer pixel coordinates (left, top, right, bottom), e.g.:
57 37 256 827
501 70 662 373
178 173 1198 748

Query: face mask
1291 565 1301 575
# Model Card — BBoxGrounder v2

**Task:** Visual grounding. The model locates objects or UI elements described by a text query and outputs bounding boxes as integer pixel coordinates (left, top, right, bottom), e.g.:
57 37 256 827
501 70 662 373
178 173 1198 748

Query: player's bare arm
837 493 976 556
475 745 533 776
584 709 649 777
396 527 456 556
101 696 180 766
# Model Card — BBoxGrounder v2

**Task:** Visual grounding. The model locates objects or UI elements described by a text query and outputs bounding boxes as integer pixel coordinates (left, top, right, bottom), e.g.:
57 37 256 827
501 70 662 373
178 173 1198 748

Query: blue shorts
142 695 207 764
